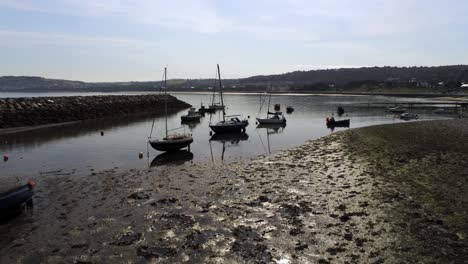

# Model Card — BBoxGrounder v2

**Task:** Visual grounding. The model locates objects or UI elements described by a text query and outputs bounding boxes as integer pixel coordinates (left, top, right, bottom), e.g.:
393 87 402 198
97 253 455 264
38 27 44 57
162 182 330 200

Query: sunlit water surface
0 92 453 178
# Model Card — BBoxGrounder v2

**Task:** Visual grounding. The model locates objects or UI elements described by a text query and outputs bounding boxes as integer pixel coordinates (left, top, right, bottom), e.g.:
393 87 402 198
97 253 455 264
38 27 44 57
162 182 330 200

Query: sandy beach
1 119 467 263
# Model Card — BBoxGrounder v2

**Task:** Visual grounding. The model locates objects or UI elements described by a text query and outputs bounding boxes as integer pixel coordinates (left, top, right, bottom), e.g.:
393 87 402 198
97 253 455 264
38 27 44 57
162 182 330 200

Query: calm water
0 92 453 179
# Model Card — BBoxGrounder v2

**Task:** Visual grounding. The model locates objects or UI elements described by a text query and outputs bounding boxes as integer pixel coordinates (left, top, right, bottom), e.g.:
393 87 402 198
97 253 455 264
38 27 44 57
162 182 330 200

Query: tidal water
0 92 453 178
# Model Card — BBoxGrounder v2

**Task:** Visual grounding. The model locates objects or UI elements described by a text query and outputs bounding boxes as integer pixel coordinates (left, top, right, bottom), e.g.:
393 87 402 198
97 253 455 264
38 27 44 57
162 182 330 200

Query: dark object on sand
0 180 35 212
326 118 350 128
337 106 345 116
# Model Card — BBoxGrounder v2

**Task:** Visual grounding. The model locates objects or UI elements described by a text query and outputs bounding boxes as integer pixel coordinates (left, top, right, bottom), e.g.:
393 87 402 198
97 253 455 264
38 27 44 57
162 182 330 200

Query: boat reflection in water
150 150 194 167
209 132 249 161
256 123 286 154
181 119 201 131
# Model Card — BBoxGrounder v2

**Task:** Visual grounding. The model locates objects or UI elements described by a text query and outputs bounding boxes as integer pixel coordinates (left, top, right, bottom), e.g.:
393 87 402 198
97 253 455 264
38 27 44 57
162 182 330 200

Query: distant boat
208 77 225 112
257 85 286 125
400 113 418 120
149 67 193 152
387 106 406 114
337 106 344 116
181 107 201 122
434 108 453 115
209 64 249 133
286 106 294 113
326 117 350 128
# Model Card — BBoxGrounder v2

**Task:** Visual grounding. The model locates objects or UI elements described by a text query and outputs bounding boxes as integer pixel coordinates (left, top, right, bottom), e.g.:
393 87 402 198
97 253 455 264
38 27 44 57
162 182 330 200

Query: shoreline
1 119 467 262
2 90 468 99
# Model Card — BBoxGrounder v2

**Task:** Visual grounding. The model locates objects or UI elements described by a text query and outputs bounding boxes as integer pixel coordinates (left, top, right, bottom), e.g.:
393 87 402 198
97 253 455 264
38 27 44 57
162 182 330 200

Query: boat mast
267 84 272 115
164 67 168 137
217 64 225 122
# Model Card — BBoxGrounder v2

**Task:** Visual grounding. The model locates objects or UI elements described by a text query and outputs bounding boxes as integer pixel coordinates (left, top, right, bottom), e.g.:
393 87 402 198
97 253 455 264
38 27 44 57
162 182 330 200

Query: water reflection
256 124 286 154
0 92 453 177
209 132 249 161
150 150 194 167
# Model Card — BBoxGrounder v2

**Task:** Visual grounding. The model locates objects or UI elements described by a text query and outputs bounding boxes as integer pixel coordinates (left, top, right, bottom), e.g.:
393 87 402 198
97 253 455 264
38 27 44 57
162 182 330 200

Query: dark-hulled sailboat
149 67 193 152
209 64 249 133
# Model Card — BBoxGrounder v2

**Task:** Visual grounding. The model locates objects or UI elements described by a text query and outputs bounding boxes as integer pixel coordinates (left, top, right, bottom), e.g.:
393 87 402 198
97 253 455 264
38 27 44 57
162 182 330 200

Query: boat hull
0 184 34 211
326 119 350 128
256 117 286 124
209 121 249 133
149 137 193 152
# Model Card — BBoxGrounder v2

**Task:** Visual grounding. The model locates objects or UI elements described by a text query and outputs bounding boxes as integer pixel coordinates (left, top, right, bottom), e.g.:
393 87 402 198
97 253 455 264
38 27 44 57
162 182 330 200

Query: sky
0 0 467 82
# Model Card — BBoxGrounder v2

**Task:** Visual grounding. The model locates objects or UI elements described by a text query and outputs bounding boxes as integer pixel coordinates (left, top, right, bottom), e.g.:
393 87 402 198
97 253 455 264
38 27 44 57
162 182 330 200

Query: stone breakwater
0 94 190 128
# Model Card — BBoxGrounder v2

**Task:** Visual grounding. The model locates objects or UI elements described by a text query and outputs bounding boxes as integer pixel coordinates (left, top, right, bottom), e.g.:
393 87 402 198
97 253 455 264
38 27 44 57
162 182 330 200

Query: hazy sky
1 0 467 81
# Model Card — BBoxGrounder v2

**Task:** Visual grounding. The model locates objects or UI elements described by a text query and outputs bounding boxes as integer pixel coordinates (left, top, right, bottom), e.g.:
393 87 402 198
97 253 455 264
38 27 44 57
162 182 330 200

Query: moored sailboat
256 85 286 125
209 64 249 133
149 67 193 152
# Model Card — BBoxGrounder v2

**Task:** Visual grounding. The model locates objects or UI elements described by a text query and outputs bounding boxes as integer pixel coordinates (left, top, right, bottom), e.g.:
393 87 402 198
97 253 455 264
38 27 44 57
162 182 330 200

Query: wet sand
1 119 467 263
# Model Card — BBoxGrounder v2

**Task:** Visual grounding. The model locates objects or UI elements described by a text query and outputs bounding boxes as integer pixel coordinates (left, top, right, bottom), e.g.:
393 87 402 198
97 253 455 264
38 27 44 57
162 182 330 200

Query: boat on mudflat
0 180 35 213
326 118 350 128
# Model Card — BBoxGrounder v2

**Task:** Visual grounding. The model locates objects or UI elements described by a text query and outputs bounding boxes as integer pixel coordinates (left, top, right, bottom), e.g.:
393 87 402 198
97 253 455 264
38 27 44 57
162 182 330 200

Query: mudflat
0 119 466 263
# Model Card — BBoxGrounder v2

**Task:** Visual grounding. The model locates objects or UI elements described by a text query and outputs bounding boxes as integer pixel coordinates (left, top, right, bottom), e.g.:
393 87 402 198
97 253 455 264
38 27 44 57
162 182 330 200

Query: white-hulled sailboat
149 67 193 152
256 85 286 125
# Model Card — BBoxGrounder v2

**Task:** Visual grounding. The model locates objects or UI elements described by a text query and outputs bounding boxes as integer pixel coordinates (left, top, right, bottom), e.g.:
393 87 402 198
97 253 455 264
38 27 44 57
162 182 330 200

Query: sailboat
256 85 286 125
209 64 249 133
207 76 225 112
149 67 193 152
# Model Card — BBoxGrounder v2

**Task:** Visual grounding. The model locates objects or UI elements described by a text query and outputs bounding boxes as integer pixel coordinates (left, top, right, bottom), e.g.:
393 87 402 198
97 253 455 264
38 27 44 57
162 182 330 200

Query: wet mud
1 119 467 263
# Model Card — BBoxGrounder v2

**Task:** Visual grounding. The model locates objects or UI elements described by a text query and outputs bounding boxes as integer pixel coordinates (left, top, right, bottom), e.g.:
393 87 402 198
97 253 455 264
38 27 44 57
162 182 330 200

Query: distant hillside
1 65 468 93
241 65 468 84
0 76 87 91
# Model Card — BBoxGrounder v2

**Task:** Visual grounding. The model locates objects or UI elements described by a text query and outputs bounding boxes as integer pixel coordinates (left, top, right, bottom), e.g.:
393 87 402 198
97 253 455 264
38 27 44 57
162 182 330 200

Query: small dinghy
337 106 344 116
326 117 350 128
0 180 35 212
400 113 418 120
387 106 406 114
